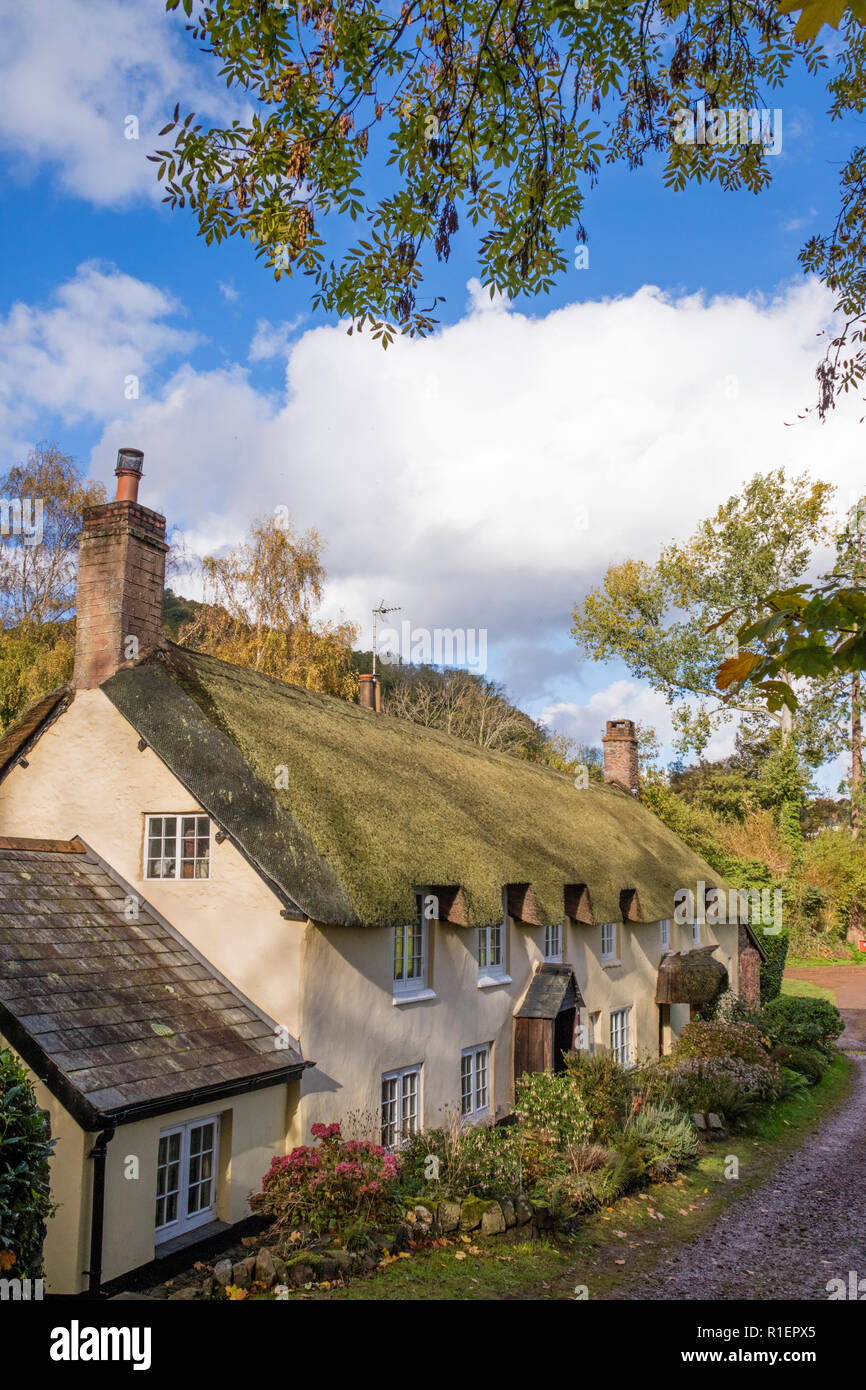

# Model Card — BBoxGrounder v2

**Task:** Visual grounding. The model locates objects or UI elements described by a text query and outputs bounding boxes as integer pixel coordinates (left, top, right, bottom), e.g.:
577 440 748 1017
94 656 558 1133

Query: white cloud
0 260 197 450
4 267 863 776
0 0 235 204
248 317 307 362
540 683 676 750
219 283 241 304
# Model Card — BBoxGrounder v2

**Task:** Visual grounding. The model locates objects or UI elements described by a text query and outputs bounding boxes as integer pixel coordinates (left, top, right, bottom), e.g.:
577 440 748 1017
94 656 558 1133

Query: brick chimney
602 719 639 795
358 673 381 712
73 449 168 690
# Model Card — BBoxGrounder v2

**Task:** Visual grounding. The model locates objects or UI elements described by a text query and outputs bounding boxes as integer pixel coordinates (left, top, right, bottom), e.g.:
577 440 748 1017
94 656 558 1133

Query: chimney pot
115 447 144 503
602 718 639 795
359 673 380 712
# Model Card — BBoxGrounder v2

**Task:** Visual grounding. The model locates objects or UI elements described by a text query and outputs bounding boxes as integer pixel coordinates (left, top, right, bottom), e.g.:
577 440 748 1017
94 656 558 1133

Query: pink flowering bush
253 1123 401 1237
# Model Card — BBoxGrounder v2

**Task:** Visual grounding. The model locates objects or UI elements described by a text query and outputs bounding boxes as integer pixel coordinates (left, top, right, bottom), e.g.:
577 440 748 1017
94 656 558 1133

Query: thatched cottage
0 451 762 1293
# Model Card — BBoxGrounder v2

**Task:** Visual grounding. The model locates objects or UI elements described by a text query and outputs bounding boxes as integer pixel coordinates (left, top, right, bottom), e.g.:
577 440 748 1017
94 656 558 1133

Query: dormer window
478 898 510 987
544 921 562 962
145 815 210 880
393 896 433 1002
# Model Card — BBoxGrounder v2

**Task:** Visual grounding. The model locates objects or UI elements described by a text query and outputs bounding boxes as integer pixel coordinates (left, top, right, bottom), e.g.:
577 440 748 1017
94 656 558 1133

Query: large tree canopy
158 0 836 351
571 468 838 760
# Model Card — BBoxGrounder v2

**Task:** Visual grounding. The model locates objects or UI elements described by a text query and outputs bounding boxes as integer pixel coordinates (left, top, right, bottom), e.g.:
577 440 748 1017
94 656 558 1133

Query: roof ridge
0 836 86 853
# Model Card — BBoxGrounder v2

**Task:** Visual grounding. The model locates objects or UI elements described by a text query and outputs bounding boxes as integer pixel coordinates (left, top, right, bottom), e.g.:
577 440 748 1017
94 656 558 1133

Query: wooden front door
553 1006 576 1072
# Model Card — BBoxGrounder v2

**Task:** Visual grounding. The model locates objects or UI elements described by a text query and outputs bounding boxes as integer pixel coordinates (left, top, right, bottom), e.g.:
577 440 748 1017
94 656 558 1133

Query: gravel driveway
612 969 866 1301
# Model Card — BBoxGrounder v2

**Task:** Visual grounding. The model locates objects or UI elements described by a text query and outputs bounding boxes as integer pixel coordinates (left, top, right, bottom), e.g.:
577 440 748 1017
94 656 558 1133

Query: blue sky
0 0 862 788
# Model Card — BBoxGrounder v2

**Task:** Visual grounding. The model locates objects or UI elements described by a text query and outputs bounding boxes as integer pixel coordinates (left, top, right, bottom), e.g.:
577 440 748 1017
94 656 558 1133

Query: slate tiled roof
0 838 307 1128
515 963 584 1020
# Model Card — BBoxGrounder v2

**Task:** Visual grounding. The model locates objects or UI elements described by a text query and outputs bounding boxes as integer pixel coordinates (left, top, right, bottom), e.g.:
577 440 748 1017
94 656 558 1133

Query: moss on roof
101 644 729 930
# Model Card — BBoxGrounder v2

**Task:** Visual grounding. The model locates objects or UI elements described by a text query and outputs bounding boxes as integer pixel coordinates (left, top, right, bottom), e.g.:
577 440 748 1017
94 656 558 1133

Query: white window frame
392 900 433 1002
380 1066 421 1150
145 813 211 881
544 921 563 962
461 1045 491 1122
610 1008 633 1067
477 916 510 986
154 1114 219 1243
659 919 671 954
601 921 618 963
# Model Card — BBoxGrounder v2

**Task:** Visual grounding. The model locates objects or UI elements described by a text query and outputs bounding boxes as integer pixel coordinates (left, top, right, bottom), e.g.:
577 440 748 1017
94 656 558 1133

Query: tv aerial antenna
372 601 401 677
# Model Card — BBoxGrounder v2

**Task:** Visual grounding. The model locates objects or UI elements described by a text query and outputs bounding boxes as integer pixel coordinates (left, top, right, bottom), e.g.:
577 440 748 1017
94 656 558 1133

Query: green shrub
449 1123 525 1199
760 930 790 1003
626 1102 699 1178
394 1127 448 1198
514 1071 592 1149
770 1044 828 1084
641 1056 782 1120
0 1049 55 1278
672 1021 770 1065
711 989 751 1024
562 1050 633 1143
532 1138 640 1216
759 994 844 1050
778 1067 810 1099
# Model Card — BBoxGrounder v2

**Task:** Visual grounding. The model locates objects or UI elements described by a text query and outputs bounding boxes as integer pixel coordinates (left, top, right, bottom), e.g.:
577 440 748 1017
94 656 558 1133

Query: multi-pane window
155 1117 218 1240
610 1008 633 1067
477 921 505 976
660 919 671 953
381 1067 420 1149
393 905 428 996
146 815 210 880
601 921 617 962
461 1045 490 1121
544 921 562 962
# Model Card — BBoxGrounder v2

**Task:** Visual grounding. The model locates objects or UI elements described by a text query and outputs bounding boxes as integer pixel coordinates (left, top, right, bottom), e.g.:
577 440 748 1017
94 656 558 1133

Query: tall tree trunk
852 670 862 839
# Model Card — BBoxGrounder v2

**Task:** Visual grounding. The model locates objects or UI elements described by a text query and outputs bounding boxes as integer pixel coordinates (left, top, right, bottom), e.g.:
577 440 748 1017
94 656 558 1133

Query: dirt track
611 969 866 1301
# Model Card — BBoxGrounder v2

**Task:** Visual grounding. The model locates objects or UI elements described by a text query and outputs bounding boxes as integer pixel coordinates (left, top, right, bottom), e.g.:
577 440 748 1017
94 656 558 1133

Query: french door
155 1116 219 1242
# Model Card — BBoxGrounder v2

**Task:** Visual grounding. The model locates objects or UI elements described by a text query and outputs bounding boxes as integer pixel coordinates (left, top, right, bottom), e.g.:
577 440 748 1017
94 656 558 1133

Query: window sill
477 973 512 989
154 1219 229 1257
601 958 621 969
461 1110 491 1127
392 987 437 1006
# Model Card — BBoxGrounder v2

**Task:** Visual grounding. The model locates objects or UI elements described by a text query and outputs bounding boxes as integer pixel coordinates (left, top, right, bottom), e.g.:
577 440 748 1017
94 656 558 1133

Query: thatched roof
90 644 730 930
655 946 729 1007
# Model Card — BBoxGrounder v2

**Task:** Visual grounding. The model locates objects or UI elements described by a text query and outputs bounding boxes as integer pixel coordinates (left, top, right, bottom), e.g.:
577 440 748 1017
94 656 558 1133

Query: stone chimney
358 673 381 712
602 719 639 795
73 449 168 690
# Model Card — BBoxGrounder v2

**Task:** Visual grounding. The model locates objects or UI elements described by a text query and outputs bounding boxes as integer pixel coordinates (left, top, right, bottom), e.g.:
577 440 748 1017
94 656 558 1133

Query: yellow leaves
716 651 761 689
182 513 359 702
241 1236 258 1247
777 0 866 41
224 1284 248 1300
454 1250 467 1261
0 1251 16 1271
